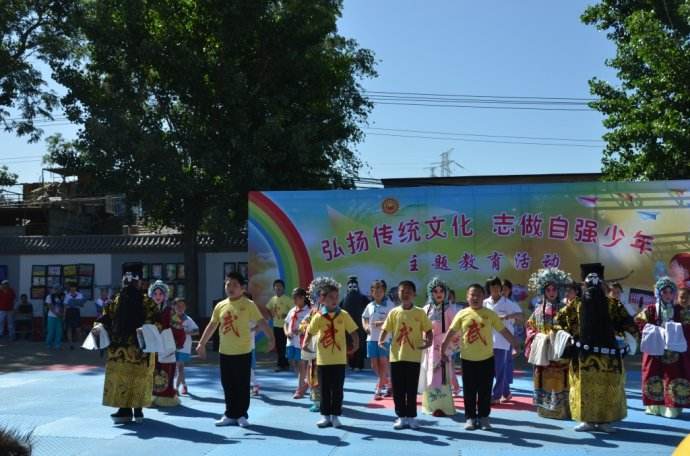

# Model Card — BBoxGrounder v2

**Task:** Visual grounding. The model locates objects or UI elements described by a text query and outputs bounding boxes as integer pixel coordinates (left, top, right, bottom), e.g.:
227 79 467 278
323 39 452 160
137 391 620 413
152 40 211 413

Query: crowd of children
184 272 530 431
91 266 689 436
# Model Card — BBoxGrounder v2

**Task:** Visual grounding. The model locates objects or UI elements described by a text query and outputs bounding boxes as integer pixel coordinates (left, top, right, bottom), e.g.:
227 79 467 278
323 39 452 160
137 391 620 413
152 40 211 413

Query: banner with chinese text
248 180 690 308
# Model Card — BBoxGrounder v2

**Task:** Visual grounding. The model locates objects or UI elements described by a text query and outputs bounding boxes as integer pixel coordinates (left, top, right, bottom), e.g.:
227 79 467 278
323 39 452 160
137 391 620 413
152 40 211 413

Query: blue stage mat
1 365 687 456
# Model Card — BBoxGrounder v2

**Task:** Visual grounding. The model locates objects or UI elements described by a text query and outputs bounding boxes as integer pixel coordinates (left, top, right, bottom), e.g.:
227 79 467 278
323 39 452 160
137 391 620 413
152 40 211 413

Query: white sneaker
408 418 420 429
574 422 595 432
393 418 405 430
317 415 332 428
215 415 237 426
237 416 249 428
330 415 342 428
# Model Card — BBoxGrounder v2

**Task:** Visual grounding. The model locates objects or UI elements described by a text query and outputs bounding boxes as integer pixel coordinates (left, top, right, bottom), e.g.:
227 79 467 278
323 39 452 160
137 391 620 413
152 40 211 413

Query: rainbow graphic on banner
248 191 314 289
249 191 314 353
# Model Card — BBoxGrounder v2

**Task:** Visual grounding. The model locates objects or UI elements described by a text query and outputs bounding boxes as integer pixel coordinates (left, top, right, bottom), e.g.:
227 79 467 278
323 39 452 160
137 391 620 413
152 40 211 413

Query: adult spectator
0 280 17 341
64 282 85 349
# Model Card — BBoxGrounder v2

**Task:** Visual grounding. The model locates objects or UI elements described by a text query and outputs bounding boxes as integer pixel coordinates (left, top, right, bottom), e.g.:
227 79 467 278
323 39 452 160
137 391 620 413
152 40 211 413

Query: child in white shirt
362 280 395 400
284 288 312 398
171 298 199 395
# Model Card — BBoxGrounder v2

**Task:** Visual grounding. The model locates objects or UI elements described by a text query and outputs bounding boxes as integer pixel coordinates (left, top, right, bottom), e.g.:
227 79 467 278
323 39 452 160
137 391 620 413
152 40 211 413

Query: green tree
1 0 78 141
583 0 690 180
0 165 17 186
47 0 376 315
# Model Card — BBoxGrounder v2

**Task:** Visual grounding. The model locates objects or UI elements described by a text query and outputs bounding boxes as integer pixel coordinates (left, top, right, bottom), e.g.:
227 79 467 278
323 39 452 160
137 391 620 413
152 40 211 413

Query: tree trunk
183 227 200 318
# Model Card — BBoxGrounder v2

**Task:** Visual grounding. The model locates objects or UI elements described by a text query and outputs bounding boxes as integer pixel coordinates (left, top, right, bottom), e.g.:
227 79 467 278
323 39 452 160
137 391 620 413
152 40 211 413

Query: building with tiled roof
0 233 247 322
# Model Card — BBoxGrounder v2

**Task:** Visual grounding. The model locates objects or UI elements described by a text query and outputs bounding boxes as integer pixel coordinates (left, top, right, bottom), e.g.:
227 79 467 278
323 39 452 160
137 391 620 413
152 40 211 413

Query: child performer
447 288 463 397
419 277 457 416
244 288 261 396
483 277 523 404
284 287 311 398
247 319 273 396
300 283 322 412
379 280 433 430
149 280 179 407
442 283 520 431
196 272 275 427
266 279 292 371
302 277 359 428
362 279 395 400
171 297 199 396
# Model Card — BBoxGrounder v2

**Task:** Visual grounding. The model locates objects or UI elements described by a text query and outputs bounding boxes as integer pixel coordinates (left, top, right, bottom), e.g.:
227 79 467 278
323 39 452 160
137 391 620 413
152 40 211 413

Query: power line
367 132 602 148
362 90 596 112
367 127 604 143
370 101 592 112
5 115 69 122
31 122 77 128
1 158 44 164
1 154 46 160
368 95 589 107
364 90 596 102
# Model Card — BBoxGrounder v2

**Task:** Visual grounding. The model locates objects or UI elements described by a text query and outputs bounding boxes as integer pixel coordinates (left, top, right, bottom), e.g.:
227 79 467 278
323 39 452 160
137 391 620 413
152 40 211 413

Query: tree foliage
45 0 376 313
48 0 375 234
583 0 690 180
0 165 17 187
0 0 78 141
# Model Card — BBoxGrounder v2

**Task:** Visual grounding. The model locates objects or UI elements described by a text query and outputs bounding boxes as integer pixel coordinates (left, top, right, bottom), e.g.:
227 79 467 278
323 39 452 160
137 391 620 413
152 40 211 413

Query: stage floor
0 343 687 456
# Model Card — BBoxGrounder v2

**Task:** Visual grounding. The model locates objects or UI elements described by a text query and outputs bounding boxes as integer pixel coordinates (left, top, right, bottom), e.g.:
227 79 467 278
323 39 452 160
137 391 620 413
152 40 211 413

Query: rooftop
0 233 246 254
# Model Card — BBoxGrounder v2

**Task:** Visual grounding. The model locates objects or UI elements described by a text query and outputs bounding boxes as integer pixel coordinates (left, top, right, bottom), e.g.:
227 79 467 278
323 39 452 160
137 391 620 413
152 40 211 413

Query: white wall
19 254 112 316
15 251 248 317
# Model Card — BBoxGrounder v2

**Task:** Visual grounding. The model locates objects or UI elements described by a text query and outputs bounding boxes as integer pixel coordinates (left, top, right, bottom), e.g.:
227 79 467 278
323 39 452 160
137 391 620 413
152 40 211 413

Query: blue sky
1 1 618 185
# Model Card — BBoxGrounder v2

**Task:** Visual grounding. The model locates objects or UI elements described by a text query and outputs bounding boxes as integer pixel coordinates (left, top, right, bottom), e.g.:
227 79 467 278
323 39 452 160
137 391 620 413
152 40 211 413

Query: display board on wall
30 264 95 300
137 262 186 299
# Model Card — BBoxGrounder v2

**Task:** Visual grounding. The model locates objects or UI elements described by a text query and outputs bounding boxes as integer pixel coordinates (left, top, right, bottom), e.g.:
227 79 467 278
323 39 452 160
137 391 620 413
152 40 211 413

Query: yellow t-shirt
673 435 690 455
267 295 293 327
211 296 263 355
382 306 433 363
450 307 505 361
308 309 359 366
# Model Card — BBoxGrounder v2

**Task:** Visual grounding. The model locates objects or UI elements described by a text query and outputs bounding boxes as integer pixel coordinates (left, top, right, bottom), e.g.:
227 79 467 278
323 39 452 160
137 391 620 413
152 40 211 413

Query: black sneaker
111 408 133 424
133 408 144 424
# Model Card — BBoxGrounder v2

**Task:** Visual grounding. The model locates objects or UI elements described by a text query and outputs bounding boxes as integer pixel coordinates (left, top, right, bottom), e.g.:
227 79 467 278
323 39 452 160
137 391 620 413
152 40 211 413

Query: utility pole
429 148 466 177
438 149 452 177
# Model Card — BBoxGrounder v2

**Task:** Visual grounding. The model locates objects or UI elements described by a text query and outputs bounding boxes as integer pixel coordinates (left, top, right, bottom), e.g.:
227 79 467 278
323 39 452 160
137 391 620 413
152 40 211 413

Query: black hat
580 263 605 281
122 262 143 283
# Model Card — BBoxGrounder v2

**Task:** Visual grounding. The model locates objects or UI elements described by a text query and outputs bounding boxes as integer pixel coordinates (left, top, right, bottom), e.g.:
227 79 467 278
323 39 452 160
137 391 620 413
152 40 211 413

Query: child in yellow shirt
196 272 275 428
442 283 520 431
378 280 433 430
266 279 292 371
302 277 359 428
